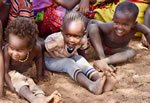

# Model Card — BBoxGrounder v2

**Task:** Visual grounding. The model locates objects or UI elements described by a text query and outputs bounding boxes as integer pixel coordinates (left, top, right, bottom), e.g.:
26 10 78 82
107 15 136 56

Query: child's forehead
64 20 84 31
9 34 29 46
114 11 135 21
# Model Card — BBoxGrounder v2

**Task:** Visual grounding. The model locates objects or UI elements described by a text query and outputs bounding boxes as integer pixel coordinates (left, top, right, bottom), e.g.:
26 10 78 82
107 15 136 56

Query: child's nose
117 24 123 29
69 37 75 42
12 50 19 56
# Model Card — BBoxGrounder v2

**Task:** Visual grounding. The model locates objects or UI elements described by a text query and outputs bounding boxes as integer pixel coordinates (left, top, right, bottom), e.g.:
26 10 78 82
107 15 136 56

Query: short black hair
62 11 88 30
5 17 38 48
114 1 139 21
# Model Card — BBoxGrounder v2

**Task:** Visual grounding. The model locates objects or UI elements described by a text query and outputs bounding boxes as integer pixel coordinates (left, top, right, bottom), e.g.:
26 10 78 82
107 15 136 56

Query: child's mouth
115 30 124 36
67 47 74 53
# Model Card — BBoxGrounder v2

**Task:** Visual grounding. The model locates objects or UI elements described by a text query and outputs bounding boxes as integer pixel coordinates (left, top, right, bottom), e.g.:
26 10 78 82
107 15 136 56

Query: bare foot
103 71 117 92
46 90 61 103
31 91 61 103
89 74 106 95
93 60 114 72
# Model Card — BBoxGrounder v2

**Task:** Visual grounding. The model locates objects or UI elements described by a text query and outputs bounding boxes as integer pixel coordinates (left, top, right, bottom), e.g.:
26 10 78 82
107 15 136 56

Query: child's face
62 21 86 49
113 12 136 37
8 33 30 61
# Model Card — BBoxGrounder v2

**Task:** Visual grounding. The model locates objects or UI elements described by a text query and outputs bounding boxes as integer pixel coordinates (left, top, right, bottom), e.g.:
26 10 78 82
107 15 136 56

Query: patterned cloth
36 6 66 37
9 0 33 22
33 0 66 38
87 0 119 19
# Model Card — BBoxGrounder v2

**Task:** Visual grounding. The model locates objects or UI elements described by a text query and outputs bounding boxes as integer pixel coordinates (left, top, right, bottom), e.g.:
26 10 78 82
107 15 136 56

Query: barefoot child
45 11 117 94
88 2 150 72
4 18 61 103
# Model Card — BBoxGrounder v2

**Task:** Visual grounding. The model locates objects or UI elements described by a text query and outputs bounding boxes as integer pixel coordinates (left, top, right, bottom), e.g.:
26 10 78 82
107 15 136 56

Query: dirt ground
1 40 150 103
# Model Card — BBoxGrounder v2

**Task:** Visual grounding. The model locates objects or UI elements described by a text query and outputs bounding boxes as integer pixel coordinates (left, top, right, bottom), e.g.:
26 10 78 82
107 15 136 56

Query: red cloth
128 0 150 4
37 5 66 38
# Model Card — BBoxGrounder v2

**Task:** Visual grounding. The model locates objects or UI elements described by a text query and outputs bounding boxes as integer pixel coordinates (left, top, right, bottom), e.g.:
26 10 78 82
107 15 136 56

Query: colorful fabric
33 0 66 37
32 0 53 11
36 6 66 37
93 0 149 37
94 3 117 22
87 0 119 18
9 0 33 22
129 0 150 4
128 0 149 36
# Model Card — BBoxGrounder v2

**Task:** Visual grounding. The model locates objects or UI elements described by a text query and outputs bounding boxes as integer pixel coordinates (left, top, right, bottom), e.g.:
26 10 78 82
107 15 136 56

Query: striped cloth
9 0 33 22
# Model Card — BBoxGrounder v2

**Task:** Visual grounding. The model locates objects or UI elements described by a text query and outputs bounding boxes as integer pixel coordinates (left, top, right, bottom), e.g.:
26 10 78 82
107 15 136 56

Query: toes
46 91 61 103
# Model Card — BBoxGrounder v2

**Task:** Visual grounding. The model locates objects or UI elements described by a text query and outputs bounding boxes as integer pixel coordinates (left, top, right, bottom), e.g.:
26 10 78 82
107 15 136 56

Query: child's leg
71 55 108 94
102 47 135 65
71 55 117 92
45 56 106 95
19 86 61 103
90 71 117 92
19 78 61 103
76 72 106 95
88 22 105 59
19 85 37 102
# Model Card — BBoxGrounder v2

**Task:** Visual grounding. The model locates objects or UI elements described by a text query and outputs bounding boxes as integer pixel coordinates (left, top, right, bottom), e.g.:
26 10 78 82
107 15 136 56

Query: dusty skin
1 40 150 103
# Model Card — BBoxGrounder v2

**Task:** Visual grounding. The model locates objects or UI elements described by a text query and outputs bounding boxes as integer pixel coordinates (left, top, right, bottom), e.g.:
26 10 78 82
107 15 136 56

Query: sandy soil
1 40 150 103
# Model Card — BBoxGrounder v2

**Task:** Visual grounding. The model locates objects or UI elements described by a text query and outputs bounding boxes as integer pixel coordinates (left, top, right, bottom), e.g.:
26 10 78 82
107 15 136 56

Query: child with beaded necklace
3 17 61 103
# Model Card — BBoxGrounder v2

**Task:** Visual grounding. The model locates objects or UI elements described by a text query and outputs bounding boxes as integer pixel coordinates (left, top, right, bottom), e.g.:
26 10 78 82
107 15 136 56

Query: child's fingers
111 72 117 78
110 65 117 71
107 67 114 73
104 71 111 76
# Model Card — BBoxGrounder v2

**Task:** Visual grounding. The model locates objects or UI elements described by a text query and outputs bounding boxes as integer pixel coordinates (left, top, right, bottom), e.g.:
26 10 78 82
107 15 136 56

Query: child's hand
93 60 114 72
79 0 89 14
9 86 16 94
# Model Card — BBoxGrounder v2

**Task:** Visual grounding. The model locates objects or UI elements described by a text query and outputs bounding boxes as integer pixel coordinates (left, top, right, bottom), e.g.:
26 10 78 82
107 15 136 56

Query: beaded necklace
18 52 29 62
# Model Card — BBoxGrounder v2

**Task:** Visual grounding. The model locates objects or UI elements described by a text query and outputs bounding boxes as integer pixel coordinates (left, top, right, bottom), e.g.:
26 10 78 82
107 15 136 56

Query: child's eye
65 34 71 37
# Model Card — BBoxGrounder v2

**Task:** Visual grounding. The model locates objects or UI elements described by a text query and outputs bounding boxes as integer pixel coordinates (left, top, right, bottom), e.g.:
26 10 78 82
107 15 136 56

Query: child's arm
79 0 89 14
4 47 15 92
34 45 44 80
54 0 80 10
0 21 4 97
45 34 58 52
136 23 150 46
144 6 150 28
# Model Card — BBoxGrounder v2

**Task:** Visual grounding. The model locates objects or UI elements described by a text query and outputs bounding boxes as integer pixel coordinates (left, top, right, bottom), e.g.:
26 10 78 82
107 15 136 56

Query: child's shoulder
31 43 42 56
45 32 63 42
